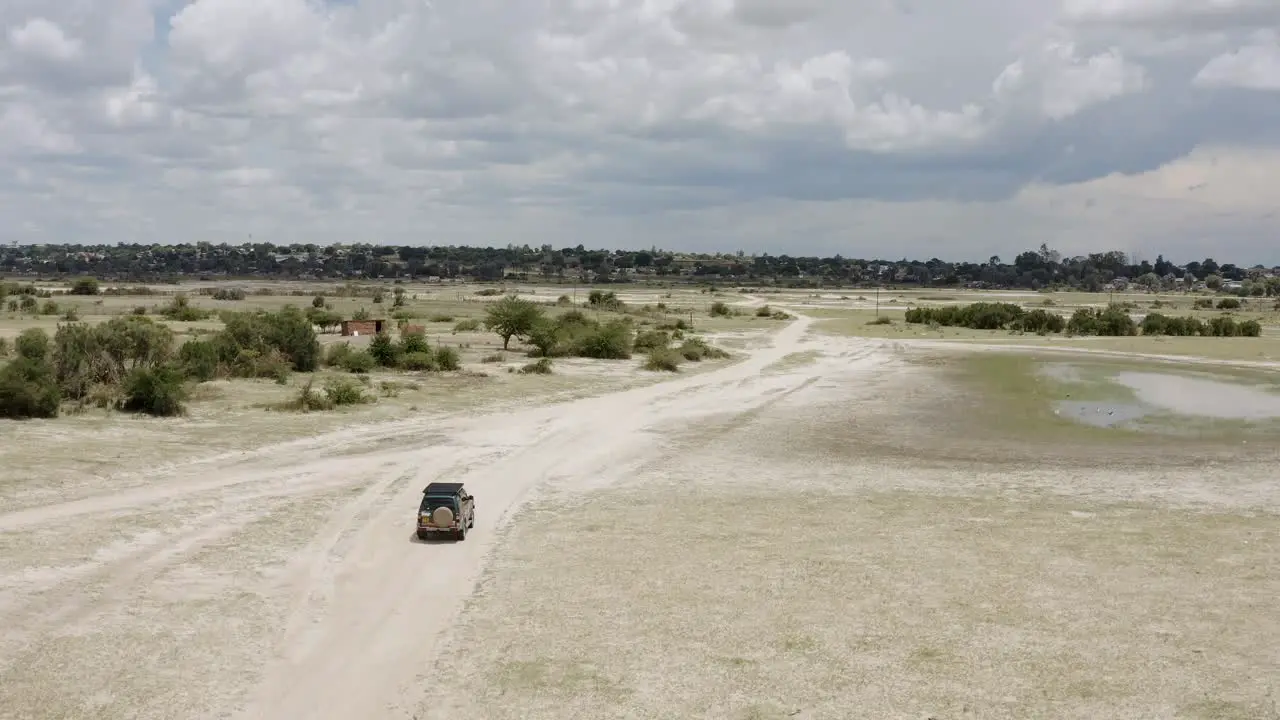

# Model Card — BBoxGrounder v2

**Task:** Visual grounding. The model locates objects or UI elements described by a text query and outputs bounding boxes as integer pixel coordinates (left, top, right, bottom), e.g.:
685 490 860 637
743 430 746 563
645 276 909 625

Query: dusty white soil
2 312 1277 719
0 315 831 719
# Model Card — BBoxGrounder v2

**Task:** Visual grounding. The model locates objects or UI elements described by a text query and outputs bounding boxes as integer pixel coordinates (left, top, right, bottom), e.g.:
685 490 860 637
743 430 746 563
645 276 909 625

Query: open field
2 280 1279 719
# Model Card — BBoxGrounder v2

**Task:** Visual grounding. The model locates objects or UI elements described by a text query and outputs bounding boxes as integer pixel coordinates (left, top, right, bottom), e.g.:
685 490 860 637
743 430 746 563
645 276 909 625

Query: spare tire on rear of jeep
432 506 454 527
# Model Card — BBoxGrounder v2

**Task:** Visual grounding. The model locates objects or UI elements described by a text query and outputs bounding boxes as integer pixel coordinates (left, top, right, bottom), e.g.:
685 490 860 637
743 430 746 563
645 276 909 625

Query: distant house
341 319 386 336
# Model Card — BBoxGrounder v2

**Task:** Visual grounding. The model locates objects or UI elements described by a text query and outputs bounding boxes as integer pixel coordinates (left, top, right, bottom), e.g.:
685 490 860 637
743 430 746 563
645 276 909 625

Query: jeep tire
456 523 467 541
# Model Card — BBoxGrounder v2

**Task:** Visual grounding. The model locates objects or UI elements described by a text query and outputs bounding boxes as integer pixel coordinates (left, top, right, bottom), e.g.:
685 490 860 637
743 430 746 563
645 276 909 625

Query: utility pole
875 286 881 318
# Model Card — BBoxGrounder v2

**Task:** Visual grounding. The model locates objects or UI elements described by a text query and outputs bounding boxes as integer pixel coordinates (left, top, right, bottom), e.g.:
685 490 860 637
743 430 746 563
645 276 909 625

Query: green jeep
417 482 475 541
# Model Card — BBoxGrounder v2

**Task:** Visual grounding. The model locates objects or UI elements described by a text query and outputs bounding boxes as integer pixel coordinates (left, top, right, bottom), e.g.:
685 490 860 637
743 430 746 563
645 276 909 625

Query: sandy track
0 313 891 719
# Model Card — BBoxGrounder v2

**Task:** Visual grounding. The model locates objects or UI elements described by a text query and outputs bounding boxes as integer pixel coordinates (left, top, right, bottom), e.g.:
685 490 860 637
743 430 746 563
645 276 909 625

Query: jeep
417 482 475 541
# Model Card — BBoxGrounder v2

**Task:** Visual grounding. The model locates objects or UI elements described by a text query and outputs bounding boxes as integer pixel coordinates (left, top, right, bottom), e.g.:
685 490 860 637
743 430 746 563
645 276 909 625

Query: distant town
2 242 1278 295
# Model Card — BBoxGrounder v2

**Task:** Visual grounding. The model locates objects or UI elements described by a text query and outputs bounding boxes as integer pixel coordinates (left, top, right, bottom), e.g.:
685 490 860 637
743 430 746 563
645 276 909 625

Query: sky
1 0 1278 264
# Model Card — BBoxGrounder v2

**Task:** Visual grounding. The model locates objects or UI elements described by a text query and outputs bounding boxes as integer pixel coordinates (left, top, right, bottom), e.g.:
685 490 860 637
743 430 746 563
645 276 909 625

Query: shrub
434 346 461 371
284 378 334 412
587 290 626 311
556 295 572 305
40 300 60 315
755 305 773 317
312 295 326 308
352 307 372 321
212 288 247 301
369 332 400 367
341 350 376 373
1013 309 1064 334
132 306 147 315
643 349 682 372
1066 305 1137 336
399 329 430 355
1239 319 1262 337
428 314 454 323
0 338 8 357
19 295 36 312
571 320 633 359
453 318 481 333
62 307 79 322
400 351 438 371
1193 298 1214 309
524 317 565 357
480 353 505 363
904 302 1025 330
633 329 671 353
179 339 220 381
1216 298 1242 310
519 357 553 374
160 294 209 321
709 301 732 317
866 316 892 326
1207 315 1239 337
119 364 187 416
70 278 100 295
0 330 60 419
214 307 321 375
678 338 730 361
323 376 372 405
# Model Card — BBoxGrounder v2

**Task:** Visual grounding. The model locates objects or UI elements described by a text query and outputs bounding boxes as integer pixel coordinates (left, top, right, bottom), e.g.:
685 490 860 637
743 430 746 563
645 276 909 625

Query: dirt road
0 314 889 719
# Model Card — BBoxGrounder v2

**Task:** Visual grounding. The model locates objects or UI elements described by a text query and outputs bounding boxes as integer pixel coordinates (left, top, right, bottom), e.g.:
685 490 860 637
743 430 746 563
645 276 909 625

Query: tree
1205 274 1224 290
484 295 543 350
70 278 100 295
0 329 60 419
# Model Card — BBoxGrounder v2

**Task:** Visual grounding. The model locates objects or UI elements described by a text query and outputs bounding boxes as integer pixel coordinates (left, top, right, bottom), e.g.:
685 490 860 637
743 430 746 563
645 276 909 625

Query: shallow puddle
1115 372 1280 420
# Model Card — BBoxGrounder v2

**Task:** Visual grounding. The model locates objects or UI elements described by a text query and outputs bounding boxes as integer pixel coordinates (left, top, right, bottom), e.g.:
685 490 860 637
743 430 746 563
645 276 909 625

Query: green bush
70 278 100 295
518 357 553 374
323 376 372 405
524 317 564 357
1193 298 1214 309
214 307 321 375
633 329 670 353
179 339 221 381
904 302 1025 330
434 346 461 371
0 329 60 419
119 364 187 416
312 295 326 308
1216 298 1242 310
755 305 773 317
643 349 682 372
453 318 482 333
160 294 210 321
0 338 8 357
400 351 437 371
399 330 430 355
1012 308 1064 334
369 332 400 367
866 316 893 326
1066 305 1137 336
1239 319 1262 337
678 337 730 361
571 320 633 359
709 301 732 317
341 350 376 373
212 288 246 301
1207 315 1240 337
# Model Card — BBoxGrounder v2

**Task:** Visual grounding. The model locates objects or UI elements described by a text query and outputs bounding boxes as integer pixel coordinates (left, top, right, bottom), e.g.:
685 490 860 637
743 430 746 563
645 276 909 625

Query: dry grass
428 483 1280 720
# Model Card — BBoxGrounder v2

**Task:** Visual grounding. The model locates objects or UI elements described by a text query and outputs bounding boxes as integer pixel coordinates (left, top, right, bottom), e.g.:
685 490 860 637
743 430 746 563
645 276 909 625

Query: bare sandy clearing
424 347 1280 720
0 314 843 720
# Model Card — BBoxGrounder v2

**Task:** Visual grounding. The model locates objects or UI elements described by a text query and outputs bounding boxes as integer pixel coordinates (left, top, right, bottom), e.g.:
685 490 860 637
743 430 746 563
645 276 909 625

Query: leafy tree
484 295 543 350
312 295 326 308
524 317 564 357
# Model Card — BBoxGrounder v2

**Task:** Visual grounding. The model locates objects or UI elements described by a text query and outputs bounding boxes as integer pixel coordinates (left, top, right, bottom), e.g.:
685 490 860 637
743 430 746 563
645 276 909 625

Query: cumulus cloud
0 0 1278 261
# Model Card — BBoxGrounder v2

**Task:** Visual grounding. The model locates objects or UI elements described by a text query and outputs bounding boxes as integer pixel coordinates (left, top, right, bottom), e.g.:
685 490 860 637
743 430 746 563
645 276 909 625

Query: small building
341 319 386 336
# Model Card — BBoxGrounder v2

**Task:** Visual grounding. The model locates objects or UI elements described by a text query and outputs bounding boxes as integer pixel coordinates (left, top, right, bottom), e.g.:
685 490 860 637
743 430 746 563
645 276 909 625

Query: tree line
2 242 1277 293
904 302 1263 337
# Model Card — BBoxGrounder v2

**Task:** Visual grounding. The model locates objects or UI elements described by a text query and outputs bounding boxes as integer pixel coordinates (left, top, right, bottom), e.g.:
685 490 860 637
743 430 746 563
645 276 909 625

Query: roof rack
423 482 465 495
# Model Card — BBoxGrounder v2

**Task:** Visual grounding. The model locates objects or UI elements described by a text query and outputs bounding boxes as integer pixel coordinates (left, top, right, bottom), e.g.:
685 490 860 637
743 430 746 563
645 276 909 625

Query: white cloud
0 0 1276 261
1194 39 1280 90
